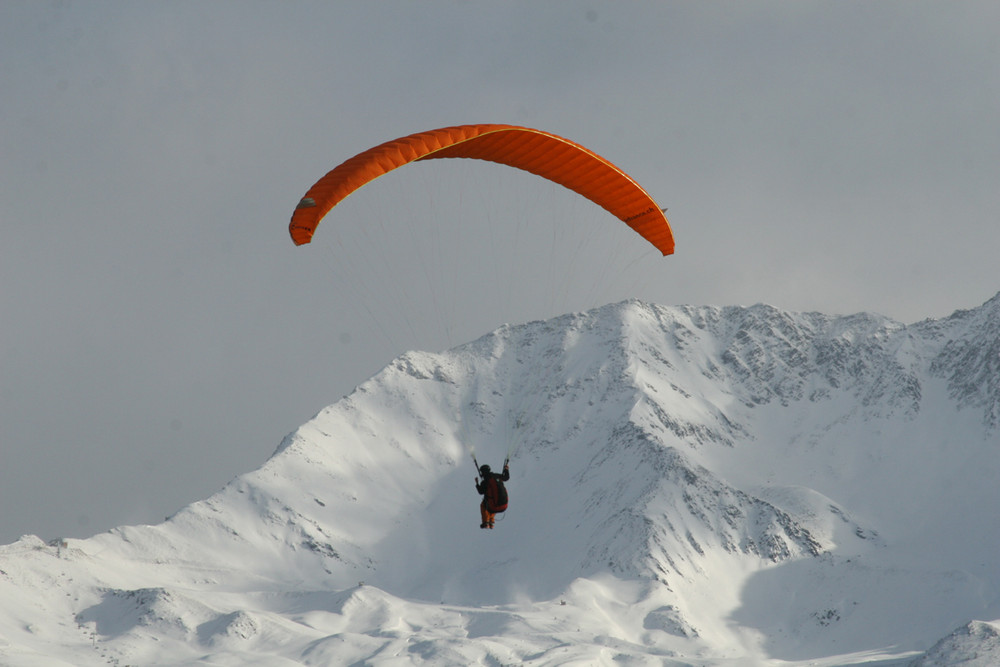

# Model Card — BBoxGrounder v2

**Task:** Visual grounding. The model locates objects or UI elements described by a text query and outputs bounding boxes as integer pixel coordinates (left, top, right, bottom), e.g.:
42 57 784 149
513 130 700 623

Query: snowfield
3 294 1000 666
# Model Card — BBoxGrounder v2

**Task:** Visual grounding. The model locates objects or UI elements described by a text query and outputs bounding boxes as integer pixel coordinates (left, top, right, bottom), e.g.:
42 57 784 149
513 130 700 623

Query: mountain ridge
2 293 1000 665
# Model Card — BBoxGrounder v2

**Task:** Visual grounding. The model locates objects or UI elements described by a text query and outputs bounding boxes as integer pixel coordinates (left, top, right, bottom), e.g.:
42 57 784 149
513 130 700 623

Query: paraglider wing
289 124 674 255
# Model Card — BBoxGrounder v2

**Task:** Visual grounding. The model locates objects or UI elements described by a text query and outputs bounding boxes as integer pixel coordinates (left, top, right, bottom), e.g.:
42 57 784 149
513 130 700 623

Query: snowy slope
2 294 1000 665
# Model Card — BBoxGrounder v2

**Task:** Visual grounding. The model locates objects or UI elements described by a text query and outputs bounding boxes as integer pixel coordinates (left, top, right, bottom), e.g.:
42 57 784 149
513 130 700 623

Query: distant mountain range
3 292 1000 665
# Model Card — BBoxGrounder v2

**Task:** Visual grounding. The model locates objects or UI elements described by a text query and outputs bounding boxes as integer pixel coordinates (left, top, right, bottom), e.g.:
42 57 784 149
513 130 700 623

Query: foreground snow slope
2 294 1000 666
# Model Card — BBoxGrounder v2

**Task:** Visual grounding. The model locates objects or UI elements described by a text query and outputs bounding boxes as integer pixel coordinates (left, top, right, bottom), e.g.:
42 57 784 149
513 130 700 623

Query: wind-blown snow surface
4 295 1000 666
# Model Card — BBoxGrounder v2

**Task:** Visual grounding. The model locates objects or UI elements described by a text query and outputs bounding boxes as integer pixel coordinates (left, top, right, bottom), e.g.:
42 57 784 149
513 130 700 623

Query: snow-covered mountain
3 294 1000 666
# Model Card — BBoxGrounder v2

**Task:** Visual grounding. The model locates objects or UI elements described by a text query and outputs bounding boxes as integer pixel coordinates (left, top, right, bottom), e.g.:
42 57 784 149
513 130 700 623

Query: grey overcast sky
2 1 998 545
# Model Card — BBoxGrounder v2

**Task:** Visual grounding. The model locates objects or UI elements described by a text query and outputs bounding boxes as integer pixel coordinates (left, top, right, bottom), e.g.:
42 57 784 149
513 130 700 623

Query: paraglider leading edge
288 123 674 256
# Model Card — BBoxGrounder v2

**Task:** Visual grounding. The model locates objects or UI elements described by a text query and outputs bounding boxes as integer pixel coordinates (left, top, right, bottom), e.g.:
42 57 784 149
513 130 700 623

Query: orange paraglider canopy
289 124 674 255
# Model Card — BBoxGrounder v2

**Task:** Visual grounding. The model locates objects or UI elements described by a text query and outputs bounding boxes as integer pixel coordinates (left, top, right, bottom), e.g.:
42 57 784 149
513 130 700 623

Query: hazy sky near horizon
2 1 999 544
